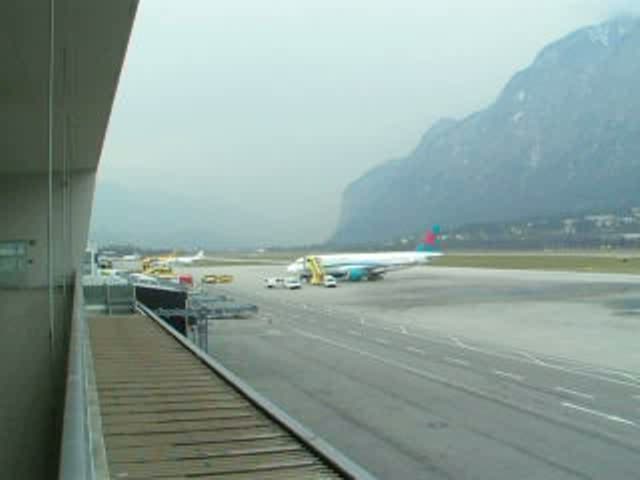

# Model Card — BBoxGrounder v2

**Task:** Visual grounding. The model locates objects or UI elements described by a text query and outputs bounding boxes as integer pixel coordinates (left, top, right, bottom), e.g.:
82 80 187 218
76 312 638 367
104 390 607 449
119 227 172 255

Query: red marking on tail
425 232 437 245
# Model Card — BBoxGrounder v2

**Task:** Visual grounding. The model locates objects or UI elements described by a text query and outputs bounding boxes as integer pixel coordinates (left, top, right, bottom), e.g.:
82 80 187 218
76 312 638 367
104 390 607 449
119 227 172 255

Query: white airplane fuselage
159 251 205 265
287 250 442 280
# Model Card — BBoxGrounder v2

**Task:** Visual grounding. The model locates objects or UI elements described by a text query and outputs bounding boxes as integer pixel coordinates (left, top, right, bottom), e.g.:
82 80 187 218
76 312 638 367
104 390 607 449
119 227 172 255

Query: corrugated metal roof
90 314 344 479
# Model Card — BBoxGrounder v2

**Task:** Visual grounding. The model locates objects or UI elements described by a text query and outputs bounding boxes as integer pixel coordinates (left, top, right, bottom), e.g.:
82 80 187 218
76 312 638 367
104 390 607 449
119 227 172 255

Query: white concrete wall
0 171 95 288
0 288 72 479
0 170 94 479
0 1 137 477
0 174 49 286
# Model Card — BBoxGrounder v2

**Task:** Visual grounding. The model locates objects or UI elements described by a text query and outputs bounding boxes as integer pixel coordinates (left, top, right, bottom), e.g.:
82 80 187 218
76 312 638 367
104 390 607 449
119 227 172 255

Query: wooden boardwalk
89 314 344 479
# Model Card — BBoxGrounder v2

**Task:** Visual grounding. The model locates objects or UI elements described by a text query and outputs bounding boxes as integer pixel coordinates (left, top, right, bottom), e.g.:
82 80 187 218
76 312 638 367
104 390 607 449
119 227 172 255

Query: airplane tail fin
416 224 441 252
196 250 204 259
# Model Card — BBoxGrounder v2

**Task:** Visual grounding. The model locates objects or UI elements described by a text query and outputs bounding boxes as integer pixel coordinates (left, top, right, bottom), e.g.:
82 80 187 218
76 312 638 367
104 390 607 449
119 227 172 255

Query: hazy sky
98 0 636 245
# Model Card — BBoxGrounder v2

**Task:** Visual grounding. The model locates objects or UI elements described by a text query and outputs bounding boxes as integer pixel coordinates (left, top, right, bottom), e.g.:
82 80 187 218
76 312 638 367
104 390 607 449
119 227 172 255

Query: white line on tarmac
562 402 637 427
293 327 450 384
493 370 524 382
348 330 362 336
518 351 547 366
374 338 390 345
579 367 639 383
288 307 640 389
294 327 606 431
554 387 595 400
444 357 470 367
384 326 640 389
405 346 425 354
400 326 408 334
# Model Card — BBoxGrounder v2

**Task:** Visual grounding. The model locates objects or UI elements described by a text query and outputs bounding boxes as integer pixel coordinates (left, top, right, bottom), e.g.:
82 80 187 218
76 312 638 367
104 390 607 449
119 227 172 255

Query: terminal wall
0 171 94 478
0 1 137 477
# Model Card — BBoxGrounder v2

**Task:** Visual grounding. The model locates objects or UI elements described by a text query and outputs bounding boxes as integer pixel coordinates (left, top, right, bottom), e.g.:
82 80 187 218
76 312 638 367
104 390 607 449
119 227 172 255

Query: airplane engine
347 268 366 281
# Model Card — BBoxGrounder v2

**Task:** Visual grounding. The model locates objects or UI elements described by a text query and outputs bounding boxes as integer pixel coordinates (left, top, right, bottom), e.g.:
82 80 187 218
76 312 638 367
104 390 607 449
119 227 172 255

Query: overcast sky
98 0 636 245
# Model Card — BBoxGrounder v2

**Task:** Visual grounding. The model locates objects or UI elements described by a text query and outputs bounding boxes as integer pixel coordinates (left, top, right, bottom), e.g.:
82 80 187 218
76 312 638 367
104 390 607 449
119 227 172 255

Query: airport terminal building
1 3 368 479
1 3 138 478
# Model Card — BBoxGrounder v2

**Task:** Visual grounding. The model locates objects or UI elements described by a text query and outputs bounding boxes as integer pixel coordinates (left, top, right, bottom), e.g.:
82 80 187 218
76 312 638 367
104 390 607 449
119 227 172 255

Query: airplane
142 250 205 269
172 250 205 264
286 226 443 281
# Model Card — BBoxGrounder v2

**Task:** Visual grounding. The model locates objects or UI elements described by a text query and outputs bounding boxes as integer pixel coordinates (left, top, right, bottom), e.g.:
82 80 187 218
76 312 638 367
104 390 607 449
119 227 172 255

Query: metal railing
58 274 94 479
83 283 135 314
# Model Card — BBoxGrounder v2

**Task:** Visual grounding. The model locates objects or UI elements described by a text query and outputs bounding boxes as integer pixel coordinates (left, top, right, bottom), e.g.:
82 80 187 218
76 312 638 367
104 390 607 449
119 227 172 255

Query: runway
185 265 640 479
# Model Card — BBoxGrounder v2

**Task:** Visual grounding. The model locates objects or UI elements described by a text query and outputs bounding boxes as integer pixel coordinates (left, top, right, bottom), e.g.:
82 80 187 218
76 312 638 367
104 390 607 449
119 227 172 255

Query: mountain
332 16 640 245
89 182 272 249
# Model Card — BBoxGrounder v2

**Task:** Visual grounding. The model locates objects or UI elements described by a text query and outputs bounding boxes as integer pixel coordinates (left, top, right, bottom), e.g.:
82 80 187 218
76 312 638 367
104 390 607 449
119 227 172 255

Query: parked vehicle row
263 275 337 290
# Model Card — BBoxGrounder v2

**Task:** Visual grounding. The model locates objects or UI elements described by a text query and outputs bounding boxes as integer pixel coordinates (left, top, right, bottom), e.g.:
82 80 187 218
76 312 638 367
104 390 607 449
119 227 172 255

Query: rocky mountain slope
333 16 640 245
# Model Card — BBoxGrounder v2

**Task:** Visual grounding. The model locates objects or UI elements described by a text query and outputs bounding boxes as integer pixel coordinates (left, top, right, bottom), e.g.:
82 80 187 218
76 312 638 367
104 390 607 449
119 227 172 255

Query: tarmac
180 264 640 479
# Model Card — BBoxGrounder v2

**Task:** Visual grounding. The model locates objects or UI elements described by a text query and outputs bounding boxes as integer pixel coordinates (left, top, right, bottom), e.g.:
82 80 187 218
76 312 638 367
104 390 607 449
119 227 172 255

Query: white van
264 277 285 288
323 275 337 288
284 277 302 290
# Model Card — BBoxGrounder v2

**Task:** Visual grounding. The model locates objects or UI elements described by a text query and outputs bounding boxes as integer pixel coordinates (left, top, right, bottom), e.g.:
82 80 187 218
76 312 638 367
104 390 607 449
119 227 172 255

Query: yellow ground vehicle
141 251 177 271
202 274 234 284
145 265 174 277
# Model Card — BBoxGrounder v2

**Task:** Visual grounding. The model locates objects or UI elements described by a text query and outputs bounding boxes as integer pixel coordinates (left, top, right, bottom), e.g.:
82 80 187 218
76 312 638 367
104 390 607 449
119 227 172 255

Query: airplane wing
330 264 388 278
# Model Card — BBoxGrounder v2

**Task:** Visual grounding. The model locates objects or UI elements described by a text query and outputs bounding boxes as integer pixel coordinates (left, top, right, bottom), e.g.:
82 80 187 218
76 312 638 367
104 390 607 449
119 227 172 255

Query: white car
323 275 337 288
284 277 302 290
264 277 284 289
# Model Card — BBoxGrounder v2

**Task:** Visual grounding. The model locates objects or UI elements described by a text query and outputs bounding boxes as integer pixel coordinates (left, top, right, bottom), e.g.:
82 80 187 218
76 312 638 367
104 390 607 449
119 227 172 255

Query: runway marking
292 327 453 387
286 306 640 389
562 402 637 427
387 326 640 389
518 351 547 365
348 330 362 336
400 326 408 334
555 387 594 400
614 372 638 382
493 370 523 382
374 338 390 345
293 327 632 436
405 346 425 355
585 368 639 383
379 326 395 333
444 357 469 367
